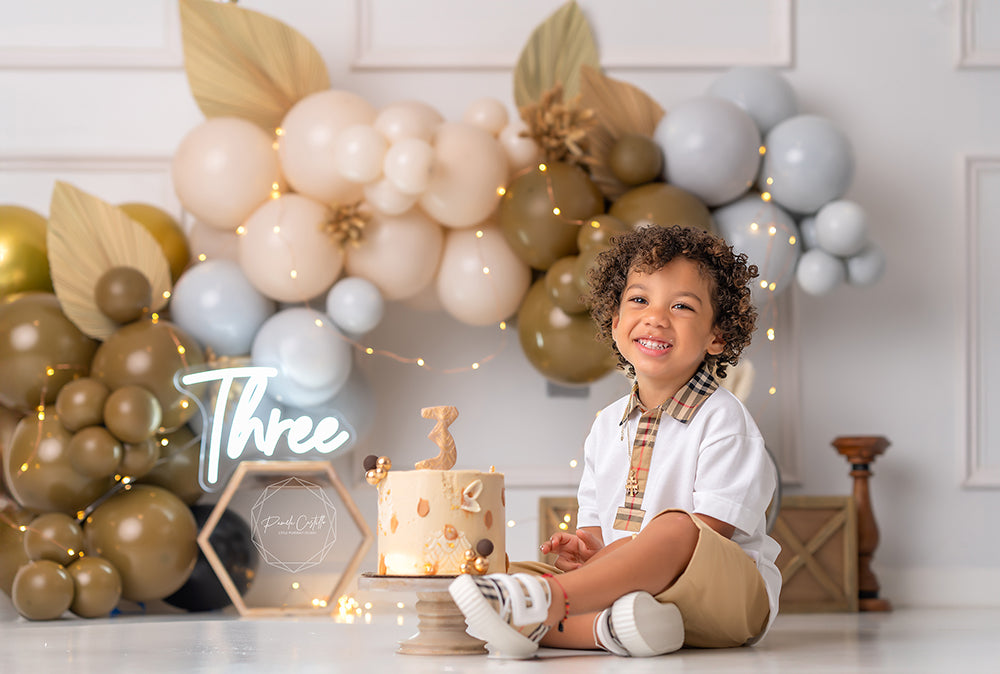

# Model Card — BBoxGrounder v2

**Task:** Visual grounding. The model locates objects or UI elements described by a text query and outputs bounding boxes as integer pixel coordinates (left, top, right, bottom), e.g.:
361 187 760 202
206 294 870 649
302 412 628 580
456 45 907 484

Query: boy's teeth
638 339 668 350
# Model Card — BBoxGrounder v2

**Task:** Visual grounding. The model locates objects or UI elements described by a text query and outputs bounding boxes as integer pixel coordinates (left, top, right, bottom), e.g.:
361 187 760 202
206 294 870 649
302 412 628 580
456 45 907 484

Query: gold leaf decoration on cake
513 1 600 109
179 0 331 132
47 181 172 341
415 406 459 470
579 65 666 200
461 479 484 513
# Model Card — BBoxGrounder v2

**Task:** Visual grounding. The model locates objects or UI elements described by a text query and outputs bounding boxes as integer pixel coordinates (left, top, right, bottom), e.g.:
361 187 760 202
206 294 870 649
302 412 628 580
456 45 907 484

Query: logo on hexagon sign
249 477 338 573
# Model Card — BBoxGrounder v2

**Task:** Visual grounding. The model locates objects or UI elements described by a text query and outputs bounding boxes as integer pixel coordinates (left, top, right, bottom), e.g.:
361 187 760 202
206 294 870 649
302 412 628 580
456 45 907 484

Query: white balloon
796 248 846 295
708 66 798 135
498 119 541 175
462 97 509 136
363 177 419 215
334 124 387 183
374 100 444 143
326 277 385 335
383 138 434 195
815 200 869 257
846 244 886 286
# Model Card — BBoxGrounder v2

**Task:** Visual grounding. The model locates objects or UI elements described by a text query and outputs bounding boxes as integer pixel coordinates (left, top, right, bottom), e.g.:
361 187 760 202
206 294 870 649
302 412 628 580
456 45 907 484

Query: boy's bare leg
540 612 603 649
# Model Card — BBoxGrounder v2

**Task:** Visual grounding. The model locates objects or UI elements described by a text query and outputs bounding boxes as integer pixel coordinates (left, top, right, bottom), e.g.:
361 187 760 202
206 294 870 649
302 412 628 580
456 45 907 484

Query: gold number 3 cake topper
415 406 459 470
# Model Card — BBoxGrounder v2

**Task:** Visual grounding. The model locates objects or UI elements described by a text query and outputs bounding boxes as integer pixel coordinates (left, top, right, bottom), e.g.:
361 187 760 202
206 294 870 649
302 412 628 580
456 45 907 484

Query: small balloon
325 277 385 335
94 266 152 324
140 425 205 506
545 256 587 314
11 559 74 620
796 248 846 296
55 378 110 432
333 123 388 183
119 438 161 480
67 555 122 618
103 385 162 444
462 97 509 136
23 512 84 566
68 426 123 479
363 177 419 215
382 138 434 195
846 245 886 287
814 200 869 257
573 244 609 297
498 119 541 175
707 66 798 135
577 214 630 252
374 100 444 144
608 134 663 186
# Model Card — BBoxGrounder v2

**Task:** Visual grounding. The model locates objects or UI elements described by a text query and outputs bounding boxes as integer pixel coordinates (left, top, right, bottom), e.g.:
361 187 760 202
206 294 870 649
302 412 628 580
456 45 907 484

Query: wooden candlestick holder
832 436 892 612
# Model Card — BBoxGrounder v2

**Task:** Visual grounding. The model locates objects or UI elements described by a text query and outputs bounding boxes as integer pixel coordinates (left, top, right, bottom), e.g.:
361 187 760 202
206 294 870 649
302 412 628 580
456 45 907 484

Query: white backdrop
2 0 998 607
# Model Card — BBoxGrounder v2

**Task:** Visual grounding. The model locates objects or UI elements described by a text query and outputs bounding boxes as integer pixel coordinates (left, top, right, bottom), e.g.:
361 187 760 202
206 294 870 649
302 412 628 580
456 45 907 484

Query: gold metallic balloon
544 255 587 315
140 425 205 505
55 378 110 432
609 133 664 186
11 559 74 620
23 512 84 566
499 162 604 270
576 214 630 252
0 292 99 413
94 267 152 325
119 202 191 283
103 385 162 444
609 182 714 233
0 205 53 298
68 426 123 479
68 555 122 618
83 484 197 601
516 279 617 386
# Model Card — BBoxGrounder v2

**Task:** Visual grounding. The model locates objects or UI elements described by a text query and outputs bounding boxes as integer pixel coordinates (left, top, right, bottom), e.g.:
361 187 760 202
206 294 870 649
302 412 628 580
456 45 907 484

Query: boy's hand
539 528 603 571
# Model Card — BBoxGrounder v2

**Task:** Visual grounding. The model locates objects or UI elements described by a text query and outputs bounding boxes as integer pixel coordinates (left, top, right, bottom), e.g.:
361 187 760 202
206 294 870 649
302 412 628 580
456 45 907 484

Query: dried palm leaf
179 0 330 131
579 65 666 200
47 182 172 341
513 1 599 109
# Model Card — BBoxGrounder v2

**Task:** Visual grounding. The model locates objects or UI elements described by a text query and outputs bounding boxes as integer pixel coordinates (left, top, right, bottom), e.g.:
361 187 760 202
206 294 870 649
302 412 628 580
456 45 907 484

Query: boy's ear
707 329 725 356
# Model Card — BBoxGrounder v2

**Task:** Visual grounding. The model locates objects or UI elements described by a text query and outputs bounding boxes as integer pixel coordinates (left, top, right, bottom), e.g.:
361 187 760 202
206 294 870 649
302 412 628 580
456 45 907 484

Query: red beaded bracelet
542 573 570 632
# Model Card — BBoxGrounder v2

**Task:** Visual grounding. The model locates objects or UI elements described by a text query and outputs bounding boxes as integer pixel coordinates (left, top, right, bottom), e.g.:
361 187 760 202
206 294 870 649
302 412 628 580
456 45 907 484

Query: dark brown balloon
95 266 152 324
140 425 206 505
89 319 206 432
516 279 617 386
499 162 604 270
11 559 74 620
103 385 162 444
55 378 109 432
0 292 99 414
83 484 197 601
23 512 84 566
68 555 122 618
4 408 115 515
119 438 161 480
609 133 664 186
0 507 33 595
544 256 587 315
609 182 714 233
576 214 631 252
68 426 123 479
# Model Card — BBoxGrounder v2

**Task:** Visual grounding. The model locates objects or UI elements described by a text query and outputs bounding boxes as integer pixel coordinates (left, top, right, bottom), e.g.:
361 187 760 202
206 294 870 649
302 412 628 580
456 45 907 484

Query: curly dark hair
585 224 759 380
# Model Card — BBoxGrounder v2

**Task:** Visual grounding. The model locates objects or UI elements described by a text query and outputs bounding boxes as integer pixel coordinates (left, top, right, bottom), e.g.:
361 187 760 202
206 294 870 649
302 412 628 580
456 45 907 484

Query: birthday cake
365 406 506 577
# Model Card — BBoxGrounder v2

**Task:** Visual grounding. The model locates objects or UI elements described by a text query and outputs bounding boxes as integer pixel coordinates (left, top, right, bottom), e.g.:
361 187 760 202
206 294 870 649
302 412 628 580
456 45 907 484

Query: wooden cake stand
358 574 487 655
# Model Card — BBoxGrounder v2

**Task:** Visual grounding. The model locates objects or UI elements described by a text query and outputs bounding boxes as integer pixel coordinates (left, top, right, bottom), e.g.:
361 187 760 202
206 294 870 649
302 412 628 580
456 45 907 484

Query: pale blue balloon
846 244 886 286
815 200 869 257
170 259 276 356
654 96 761 207
758 115 854 215
796 248 846 295
250 307 353 408
798 215 820 250
708 67 798 135
713 194 802 305
326 277 385 335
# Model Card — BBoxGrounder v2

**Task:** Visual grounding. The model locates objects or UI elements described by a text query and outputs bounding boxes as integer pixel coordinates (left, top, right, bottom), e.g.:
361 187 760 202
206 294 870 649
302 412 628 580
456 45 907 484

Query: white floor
2 592 999 674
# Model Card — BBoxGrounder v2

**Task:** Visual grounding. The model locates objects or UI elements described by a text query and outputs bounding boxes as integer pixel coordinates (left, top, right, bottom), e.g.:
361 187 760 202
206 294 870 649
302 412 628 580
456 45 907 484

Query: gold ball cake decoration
460 539 495 575
363 454 391 485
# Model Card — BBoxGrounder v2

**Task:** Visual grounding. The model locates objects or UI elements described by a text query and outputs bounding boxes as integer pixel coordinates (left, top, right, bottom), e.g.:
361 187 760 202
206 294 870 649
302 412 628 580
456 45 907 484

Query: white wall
2 0 997 607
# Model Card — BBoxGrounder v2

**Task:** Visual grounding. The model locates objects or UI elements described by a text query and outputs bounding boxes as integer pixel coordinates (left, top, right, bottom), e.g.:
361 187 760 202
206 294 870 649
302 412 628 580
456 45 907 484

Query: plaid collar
619 360 720 426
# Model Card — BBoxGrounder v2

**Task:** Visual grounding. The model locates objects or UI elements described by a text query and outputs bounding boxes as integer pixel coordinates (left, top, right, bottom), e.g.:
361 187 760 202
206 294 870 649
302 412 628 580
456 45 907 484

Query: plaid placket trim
613 361 720 532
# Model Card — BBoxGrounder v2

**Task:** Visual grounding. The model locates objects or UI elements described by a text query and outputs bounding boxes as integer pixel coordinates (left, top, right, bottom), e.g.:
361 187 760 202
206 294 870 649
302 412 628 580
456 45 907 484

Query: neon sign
178 366 353 490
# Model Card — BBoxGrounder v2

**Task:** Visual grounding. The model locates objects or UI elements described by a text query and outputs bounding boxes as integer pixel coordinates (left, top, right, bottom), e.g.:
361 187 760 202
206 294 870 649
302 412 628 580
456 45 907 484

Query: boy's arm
693 513 735 539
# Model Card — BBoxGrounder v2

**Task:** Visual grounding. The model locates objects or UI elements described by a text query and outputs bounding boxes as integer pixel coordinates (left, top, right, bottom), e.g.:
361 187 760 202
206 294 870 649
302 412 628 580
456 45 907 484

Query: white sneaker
449 573 552 659
595 591 684 657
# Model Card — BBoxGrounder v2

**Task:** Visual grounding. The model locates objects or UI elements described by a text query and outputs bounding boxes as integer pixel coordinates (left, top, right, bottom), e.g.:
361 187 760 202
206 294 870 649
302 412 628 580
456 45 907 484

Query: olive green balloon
89 319 205 432
609 182 714 232
577 214 631 252
141 425 206 505
544 256 587 314
119 438 161 480
55 378 110 432
574 244 610 297
516 279 617 386
0 508 33 595
23 512 84 566
119 202 190 283
11 559 74 620
609 133 664 186
0 205 53 298
83 484 197 601
68 426 123 479
499 162 605 270
68 555 122 618
95 266 152 325
103 385 162 444
0 292 99 414
4 408 115 515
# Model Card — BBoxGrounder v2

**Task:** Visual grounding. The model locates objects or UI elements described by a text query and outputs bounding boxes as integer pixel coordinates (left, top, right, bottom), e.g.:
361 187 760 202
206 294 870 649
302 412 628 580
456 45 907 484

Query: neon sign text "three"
180 366 351 486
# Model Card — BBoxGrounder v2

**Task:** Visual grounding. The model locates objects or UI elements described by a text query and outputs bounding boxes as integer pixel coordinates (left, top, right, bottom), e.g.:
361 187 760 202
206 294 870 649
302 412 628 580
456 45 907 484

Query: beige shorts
511 508 770 648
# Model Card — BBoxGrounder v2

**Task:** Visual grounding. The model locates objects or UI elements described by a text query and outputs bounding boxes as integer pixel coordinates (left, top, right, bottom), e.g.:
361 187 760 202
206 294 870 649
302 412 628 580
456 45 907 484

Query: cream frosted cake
364 406 506 577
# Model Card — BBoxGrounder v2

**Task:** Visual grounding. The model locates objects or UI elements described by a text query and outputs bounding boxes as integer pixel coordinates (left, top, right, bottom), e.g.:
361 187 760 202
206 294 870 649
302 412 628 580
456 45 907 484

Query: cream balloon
172 117 282 231
238 194 344 302
462 97 509 136
186 220 240 263
499 120 541 175
345 208 444 301
278 89 375 205
419 122 509 229
363 177 419 215
374 100 444 143
383 138 434 195
436 222 531 326
334 124 387 184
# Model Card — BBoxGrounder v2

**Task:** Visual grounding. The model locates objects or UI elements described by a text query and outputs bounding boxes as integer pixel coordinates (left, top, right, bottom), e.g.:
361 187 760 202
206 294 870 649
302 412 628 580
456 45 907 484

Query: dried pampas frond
519 85 598 170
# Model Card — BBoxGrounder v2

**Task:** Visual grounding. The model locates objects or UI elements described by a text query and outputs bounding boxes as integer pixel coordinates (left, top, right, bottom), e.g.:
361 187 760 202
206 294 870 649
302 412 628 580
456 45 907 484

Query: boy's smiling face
611 257 725 409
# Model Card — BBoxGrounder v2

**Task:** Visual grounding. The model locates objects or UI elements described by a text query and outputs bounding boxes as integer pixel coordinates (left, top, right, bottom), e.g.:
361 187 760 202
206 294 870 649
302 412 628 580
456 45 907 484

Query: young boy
449 224 780 658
